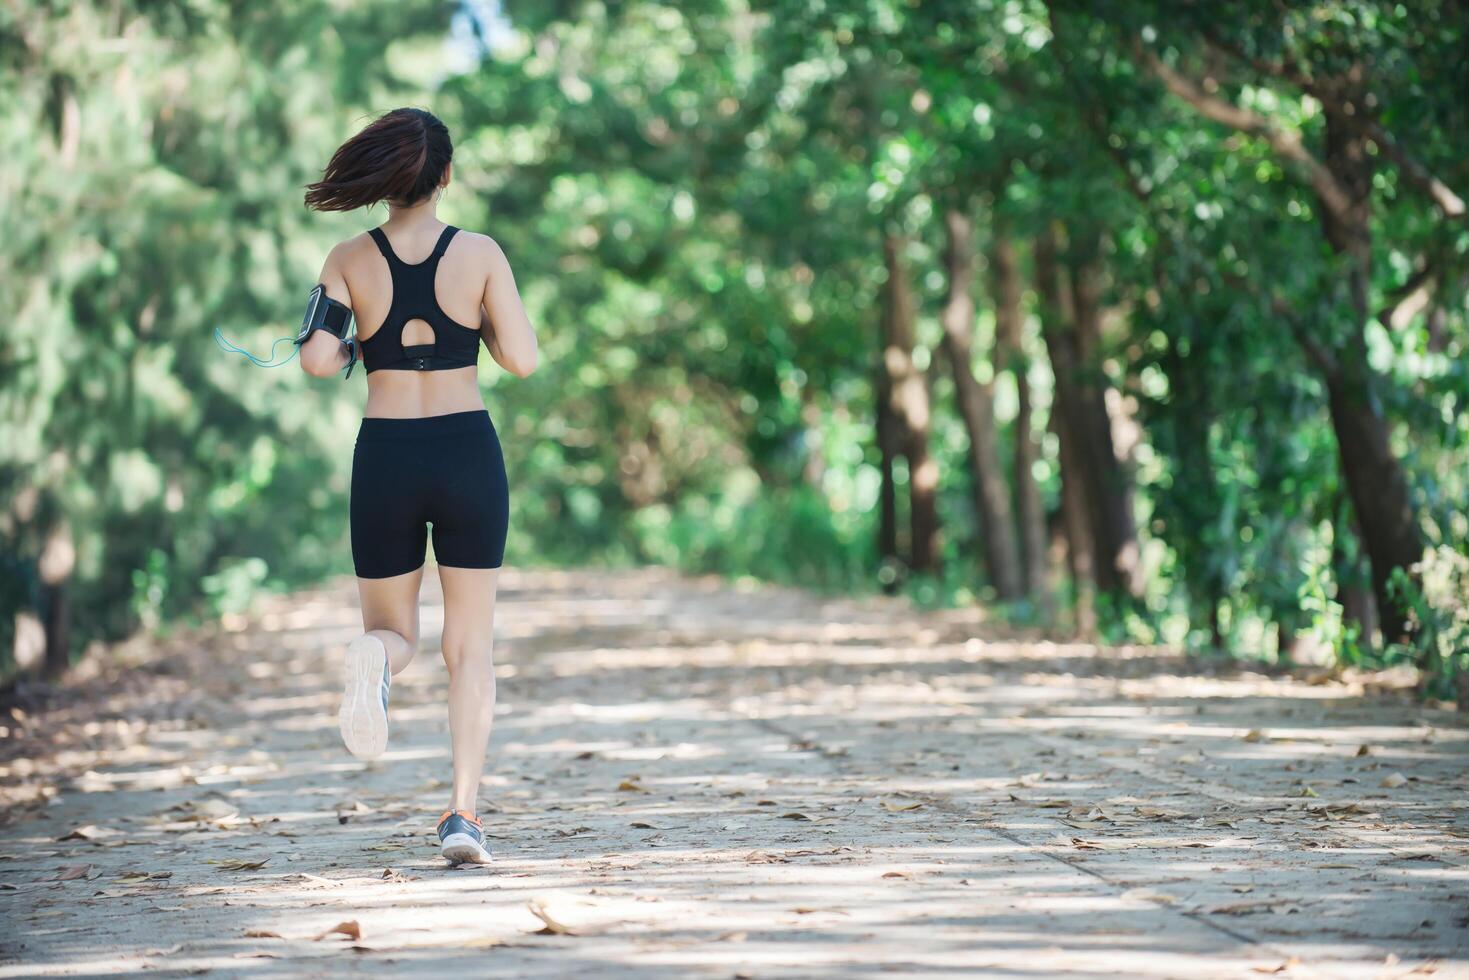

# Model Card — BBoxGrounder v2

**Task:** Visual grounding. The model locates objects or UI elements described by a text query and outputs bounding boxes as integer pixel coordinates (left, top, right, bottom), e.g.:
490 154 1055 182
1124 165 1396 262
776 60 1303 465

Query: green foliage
0 0 450 671
1391 550 1469 699
3 1 1466 699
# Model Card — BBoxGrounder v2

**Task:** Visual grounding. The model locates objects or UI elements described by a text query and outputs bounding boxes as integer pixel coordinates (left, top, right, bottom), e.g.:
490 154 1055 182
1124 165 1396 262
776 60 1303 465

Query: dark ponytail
304 107 453 212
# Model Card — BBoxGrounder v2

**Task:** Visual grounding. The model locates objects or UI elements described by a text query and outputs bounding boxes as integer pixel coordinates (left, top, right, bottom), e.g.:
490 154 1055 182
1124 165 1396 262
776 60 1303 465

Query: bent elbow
298 347 336 378
503 346 537 378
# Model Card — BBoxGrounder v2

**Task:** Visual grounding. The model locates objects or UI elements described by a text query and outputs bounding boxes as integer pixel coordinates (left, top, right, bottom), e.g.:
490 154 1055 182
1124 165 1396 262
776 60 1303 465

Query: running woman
299 107 537 865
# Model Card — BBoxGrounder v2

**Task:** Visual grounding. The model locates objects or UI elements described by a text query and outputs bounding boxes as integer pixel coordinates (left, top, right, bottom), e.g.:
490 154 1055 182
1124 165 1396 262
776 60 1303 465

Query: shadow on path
0 567 1465 978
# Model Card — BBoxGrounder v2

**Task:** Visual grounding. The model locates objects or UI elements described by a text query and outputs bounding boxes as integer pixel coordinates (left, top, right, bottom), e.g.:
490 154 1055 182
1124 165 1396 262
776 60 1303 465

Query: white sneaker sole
441 832 493 865
339 635 388 760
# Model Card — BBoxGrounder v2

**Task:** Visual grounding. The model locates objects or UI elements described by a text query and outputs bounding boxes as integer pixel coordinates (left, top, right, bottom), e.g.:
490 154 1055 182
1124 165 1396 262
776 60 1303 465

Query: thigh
429 422 509 571
351 438 430 579
357 565 424 646
437 566 499 670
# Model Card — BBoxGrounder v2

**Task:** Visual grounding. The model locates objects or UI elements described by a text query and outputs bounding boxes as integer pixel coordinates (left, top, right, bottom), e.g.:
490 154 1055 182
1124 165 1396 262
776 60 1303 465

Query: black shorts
350 410 509 579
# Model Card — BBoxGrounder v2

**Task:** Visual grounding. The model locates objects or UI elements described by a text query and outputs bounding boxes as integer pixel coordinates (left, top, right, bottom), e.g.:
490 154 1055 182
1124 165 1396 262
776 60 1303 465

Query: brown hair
304 108 453 211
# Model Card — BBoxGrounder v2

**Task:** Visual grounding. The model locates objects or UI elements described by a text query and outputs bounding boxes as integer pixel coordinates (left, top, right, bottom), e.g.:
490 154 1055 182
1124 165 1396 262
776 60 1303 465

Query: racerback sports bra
359 225 481 373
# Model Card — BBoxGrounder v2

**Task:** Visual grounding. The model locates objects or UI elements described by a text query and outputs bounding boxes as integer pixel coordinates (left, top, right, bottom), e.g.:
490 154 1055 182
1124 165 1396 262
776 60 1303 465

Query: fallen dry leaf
1067 837 1129 851
1010 794 1071 808
55 864 93 881
1380 772 1408 789
212 859 269 872
1242 729 1267 743
142 943 182 957
617 780 648 793
880 798 923 812
351 935 506 953
528 901 580 936
114 870 172 884
1122 888 1178 906
312 920 362 942
1210 901 1283 916
175 798 239 823
1135 806 1185 820
1250 956 1301 974
336 801 374 825
243 930 283 939
56 825 103 842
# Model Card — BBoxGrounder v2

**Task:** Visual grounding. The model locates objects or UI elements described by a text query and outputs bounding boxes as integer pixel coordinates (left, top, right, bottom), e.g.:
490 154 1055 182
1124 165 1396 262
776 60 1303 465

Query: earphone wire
213 327 300 368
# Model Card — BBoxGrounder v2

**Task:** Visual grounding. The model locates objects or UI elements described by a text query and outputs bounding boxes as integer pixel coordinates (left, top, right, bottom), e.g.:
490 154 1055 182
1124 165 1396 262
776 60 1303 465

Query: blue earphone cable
213 327 299 368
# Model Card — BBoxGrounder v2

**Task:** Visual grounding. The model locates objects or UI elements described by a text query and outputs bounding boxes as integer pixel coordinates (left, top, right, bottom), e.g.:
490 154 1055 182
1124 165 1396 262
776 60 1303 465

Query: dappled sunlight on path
1 568 1465 977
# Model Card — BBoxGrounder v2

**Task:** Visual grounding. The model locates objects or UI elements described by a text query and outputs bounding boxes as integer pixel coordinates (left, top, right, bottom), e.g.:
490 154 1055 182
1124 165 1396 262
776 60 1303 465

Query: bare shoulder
318 231 377 273
452 229 511 266
328 231 378 261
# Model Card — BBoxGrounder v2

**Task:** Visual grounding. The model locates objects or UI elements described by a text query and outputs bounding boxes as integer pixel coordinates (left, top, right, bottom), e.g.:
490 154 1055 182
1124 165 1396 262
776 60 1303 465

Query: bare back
311 219 538 418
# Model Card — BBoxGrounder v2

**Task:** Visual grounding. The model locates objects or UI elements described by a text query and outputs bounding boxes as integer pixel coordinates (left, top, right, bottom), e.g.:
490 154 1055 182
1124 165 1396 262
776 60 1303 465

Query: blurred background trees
3 1 1466 696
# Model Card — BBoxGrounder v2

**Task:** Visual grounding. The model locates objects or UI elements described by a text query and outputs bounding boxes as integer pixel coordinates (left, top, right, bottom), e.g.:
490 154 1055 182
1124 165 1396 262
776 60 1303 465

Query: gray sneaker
438 809 492 865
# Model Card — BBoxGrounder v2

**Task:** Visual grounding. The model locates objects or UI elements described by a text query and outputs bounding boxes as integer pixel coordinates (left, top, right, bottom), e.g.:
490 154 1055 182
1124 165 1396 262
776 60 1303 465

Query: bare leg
357 566 424 676
436 565 499 814
339 566 424 759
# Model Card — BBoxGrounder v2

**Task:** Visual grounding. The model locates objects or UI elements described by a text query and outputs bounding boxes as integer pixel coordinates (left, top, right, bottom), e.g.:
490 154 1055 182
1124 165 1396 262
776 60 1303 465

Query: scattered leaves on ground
312 920 362 942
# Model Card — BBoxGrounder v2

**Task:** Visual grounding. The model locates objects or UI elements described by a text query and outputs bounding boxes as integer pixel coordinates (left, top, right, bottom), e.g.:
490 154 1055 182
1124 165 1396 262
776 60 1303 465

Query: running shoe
438 808 493 865
339 634 390 760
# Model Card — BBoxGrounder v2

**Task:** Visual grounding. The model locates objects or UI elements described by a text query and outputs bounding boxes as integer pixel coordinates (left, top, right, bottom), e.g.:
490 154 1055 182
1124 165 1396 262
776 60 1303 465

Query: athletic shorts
350 410 509 579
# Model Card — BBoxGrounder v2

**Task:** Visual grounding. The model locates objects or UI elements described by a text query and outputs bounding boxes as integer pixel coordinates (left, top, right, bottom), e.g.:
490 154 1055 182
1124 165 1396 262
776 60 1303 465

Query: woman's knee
368 624 419 652
442 634 494 678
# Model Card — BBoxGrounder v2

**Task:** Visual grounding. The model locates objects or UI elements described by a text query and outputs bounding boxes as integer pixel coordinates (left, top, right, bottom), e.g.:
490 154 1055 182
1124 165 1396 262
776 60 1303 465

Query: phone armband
295 283 353 344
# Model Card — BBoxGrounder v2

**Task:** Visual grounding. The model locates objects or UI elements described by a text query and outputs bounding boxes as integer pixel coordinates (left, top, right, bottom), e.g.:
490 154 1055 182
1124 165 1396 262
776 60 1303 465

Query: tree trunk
1209 600 1226 652
39 521 75 677
1053 406 1098 637
1275 620 1297 666
1036 224 1096 635
1333 492 1382 651
1327 373 1415 641
875 369 900 573
1066 230 1142 597
991 221 1049 604
1314 106 1423 644
881 234 941 574
939 208 1021 599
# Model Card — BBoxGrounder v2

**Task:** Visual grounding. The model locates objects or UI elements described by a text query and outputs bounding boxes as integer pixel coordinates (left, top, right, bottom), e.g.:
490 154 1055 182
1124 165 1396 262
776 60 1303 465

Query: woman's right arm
299 242 355 378
479 238 538 378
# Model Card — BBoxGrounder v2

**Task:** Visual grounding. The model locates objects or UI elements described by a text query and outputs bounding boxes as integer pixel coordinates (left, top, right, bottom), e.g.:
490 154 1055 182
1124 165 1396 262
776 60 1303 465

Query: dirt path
1 567 1466 978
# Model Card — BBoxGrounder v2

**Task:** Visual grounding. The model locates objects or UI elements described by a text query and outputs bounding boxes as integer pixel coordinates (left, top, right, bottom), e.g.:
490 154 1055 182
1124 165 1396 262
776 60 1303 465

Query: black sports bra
359 225 481 373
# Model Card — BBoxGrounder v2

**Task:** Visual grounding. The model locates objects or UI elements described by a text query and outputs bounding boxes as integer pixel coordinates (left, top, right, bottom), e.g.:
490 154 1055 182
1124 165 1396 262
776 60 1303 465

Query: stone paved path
1 567 1466 977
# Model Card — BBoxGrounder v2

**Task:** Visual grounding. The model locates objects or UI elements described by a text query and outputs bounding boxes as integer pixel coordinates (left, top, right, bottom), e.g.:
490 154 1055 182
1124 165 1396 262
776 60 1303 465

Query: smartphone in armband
297 283 353 345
